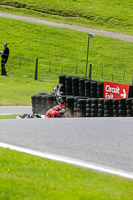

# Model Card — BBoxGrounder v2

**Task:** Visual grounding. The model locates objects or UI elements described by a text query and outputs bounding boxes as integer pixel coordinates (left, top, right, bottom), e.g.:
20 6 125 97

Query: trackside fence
5 55 133 85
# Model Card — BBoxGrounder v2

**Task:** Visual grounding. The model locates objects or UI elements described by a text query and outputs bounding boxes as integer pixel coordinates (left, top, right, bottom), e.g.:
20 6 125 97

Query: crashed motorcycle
16 111 71 119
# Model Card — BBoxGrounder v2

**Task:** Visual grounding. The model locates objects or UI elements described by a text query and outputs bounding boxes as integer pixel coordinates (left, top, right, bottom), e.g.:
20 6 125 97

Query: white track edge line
0 142 133 180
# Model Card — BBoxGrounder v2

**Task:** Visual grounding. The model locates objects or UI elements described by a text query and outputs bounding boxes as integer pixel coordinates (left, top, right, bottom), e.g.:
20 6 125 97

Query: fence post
123 71 125 82
75 64 78 76
61 67 63 75
132 72 133 85
19 57 21 68
89 63 92 80
101 66 103 79
35 58 38 80
112 74 114 82
49 60 51 72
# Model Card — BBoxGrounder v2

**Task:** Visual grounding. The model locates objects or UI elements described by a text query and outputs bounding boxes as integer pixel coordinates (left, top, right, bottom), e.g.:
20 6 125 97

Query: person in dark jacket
0 43 9 75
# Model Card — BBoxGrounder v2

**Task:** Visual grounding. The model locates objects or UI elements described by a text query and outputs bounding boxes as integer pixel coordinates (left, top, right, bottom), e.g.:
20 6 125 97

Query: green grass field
0 147 133 200
0 16 133 105
0 0 133 35
0 115 18 119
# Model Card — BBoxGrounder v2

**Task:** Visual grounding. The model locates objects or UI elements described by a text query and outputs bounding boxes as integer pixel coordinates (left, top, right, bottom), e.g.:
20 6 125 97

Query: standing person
0 43 9 75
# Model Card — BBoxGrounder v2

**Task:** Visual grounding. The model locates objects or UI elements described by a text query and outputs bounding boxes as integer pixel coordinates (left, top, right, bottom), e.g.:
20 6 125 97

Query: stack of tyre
73 97 79 117
65 76 72 95
32 94 44 114
46 95 56 111
59 75 66 95
126 99 133 117
86 99 91 117
91 98 98 117
31 93 56 115
31 95 38 114
98 98 104 117
85 80 91 97
118 99 127 117
97 82 104 98
77 99 86 117
104 99 113 117
66 96 75 117
79 78 85 96
113 99 119 117
91 82 97 98
72 77 79 96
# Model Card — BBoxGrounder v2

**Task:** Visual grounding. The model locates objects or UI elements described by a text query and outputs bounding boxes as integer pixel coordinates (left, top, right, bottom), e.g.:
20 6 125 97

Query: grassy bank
0 16 133 105
0 147 133 200
0 0 133 35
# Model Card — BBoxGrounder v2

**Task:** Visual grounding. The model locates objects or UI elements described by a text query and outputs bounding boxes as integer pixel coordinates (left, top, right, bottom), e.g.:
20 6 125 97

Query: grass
0 0 133 35
0 16 133 105
0 147 133 200
0 115 19 119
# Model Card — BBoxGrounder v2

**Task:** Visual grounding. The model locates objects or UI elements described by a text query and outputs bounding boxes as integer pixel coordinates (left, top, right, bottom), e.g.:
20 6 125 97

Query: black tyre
113 99 119 105
86 104 91 108
104 110 113 114
127 114 132 117
126 105 132 109
91 103 98 108
98 103 104 108
77 104 86 109
77 108 86 112
118 110 127 115
113 114 119 117
118 104 126 109
86 113 91 117
126 98 132 105
86 108 91 112
118 99 126 104
127 109 132 114
104 114 113 117
91 98 98 104
104 99 113 105
104 105 113 110
98 113 104 117
98 98 104 104
113 109 119 114
91 113 98 117
113 105 118 109
74 108 77 112
86 99 91 104
98 108 104 113
77 99 86 105
91 108 98 113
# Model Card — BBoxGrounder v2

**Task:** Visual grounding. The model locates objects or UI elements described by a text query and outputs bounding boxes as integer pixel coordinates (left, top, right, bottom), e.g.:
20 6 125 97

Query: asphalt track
0 106 32 115
0 117 133 178
0 12 133 42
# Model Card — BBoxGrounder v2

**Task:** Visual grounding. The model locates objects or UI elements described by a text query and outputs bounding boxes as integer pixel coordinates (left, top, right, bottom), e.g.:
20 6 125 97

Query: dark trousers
1 59 7 75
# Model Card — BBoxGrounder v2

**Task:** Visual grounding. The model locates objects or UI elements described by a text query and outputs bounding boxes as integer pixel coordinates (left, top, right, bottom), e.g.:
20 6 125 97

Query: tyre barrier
31 93 56 114
32 75 133 117
59 75 104 98
31 93 133 117
59 75 133 98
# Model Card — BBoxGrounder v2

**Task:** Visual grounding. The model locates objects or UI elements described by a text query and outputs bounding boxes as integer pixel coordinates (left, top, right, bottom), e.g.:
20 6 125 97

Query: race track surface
0 117 133 176
0 106 32 115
